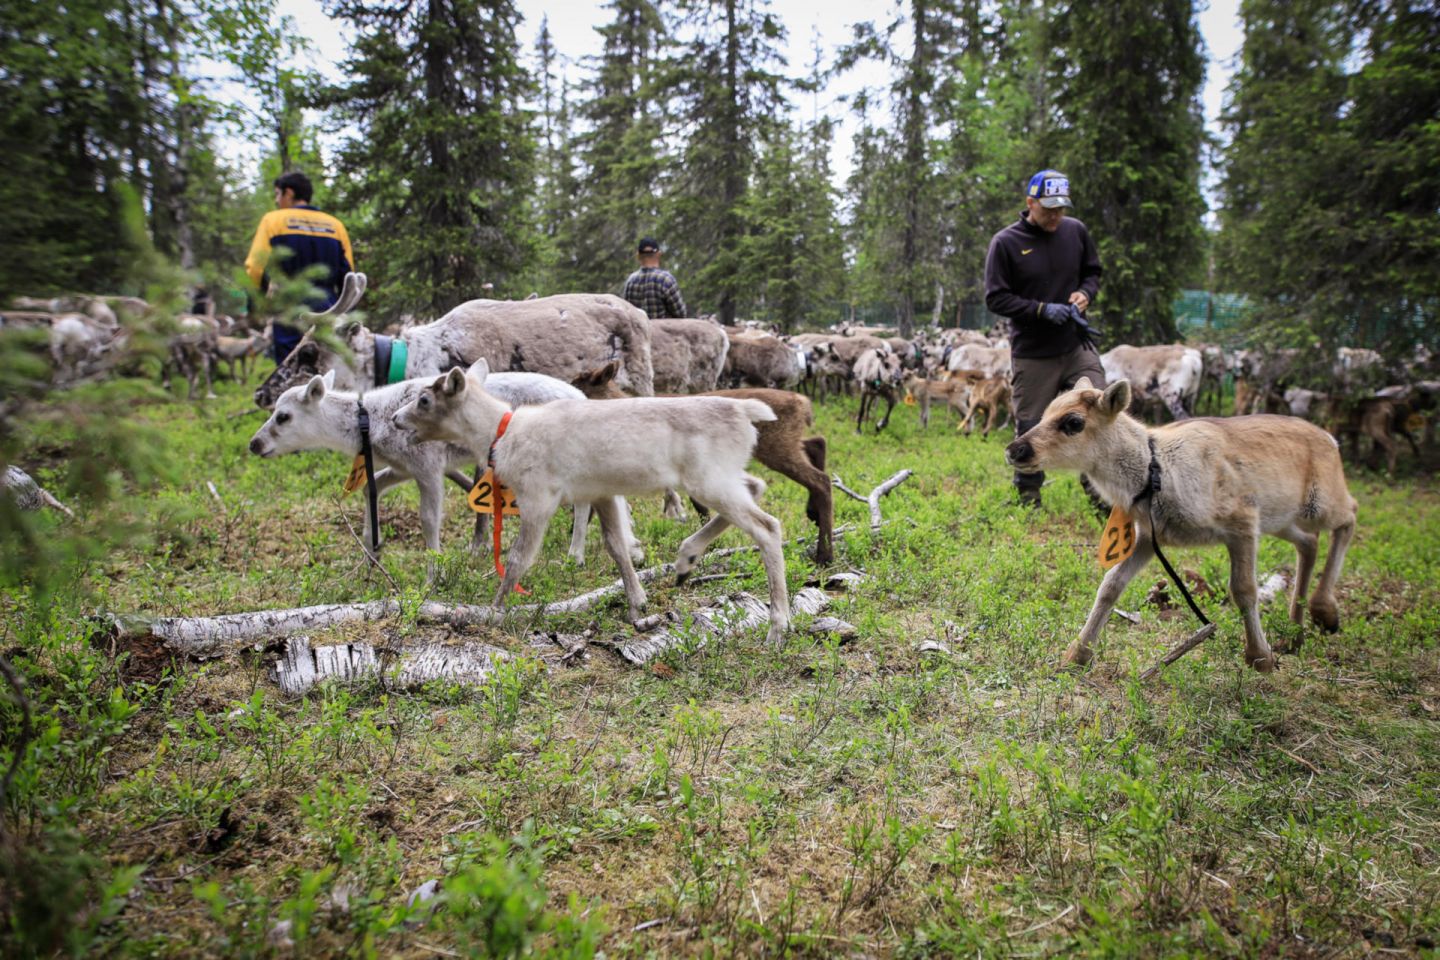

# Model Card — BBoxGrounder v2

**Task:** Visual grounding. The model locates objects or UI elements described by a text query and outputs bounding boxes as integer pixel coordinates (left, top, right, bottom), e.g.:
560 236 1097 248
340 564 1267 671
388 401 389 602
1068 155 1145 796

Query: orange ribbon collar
489 412 528 594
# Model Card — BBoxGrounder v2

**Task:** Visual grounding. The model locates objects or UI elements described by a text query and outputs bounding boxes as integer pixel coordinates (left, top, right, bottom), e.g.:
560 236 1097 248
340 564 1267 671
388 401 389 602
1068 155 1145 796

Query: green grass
3 377 1439 958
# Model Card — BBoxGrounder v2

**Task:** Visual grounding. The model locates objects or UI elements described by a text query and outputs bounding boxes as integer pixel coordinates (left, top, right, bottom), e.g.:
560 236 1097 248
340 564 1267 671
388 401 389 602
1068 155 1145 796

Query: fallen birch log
3 466 75 518
270 635 512 696
100 547 760 659
607 585 841 665
833 470 914 534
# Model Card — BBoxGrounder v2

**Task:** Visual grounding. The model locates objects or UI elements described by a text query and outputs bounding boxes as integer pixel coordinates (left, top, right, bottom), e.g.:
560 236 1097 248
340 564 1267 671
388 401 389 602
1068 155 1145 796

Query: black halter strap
1132 437 1211 627
357 401 380 555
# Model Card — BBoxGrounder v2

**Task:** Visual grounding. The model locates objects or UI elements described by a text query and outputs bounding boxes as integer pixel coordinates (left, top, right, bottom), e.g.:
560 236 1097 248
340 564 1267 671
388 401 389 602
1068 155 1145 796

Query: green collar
387 340 408 384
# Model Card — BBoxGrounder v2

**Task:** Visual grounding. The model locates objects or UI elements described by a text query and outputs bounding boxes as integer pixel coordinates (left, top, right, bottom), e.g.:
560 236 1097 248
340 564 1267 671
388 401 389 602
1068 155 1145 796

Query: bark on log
608 585 833 665
3 466 75 518
270 634 512 695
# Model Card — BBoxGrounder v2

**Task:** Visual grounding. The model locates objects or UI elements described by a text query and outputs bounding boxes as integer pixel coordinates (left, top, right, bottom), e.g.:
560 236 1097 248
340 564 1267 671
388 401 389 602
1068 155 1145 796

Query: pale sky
272 0 1243 204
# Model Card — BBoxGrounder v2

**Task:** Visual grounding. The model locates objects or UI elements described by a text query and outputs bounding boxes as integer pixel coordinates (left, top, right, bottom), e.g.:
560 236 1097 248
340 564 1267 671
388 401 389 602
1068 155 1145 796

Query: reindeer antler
304 272 368 320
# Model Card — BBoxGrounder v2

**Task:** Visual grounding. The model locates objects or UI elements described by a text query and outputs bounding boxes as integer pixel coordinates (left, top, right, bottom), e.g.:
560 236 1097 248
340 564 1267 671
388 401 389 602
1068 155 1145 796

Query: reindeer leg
1308 520 1354 633
1274 523 1319 627
983 403 1000 440
495 491 560 606
567 501 590 565
594 496 648 621
662 489 688 521
1226 529 1276 672
1068 538 1155 667
877 391 895 432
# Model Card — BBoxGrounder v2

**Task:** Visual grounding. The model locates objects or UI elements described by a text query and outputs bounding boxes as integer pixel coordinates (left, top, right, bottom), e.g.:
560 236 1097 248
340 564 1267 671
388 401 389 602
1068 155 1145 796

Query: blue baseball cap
1026 170 1073 209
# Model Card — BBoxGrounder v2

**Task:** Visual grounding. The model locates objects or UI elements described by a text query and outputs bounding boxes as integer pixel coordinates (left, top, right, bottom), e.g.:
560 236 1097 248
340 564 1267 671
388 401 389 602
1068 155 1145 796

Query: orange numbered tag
342 454 368 497
1406 413 1425 433
903 394 916 406
467 468 520 515
1098 505 1137 570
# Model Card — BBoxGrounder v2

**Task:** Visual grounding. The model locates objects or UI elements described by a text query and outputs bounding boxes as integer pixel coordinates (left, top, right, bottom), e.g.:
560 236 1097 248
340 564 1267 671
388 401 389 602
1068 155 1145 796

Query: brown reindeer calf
1006 378 1357 673
572 362 835 564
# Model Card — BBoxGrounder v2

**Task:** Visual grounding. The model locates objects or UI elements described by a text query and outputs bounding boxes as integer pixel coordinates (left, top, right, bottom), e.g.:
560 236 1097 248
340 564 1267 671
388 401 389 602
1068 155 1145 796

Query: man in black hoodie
984 169 1104 506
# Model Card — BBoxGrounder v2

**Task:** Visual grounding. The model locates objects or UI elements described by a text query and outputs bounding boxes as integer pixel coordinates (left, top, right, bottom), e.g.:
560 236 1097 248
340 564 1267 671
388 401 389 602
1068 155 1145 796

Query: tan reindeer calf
395 360 791 645
902 374 971 429
958 376 1013 439
1005 378 1357 673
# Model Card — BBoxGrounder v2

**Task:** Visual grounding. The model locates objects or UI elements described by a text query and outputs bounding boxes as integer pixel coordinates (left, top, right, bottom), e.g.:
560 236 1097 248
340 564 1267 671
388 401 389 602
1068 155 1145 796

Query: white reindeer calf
394 360 791 645
1005 378 1357 673
249 370 629 564
250 372 478 555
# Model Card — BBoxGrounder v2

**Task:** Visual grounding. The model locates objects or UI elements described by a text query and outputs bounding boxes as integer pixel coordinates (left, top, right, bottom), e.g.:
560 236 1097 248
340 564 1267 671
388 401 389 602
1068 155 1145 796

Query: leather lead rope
1134 438 1211 627
358 401 380 556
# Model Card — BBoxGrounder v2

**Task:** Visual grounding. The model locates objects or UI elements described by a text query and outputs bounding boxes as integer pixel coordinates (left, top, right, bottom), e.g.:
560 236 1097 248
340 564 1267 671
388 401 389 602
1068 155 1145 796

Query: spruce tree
1050 0 1206 344
324 0 538 316
667 0 788 322
838 0 967 336
1218 0 1438 352
935 0 1051 323
565 0 673 295
736 118 846 330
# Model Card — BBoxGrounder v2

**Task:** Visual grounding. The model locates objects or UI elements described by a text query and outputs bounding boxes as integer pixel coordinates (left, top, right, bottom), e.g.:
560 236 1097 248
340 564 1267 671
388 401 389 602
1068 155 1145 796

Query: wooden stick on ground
833 469 914 534
1139 622 1218 681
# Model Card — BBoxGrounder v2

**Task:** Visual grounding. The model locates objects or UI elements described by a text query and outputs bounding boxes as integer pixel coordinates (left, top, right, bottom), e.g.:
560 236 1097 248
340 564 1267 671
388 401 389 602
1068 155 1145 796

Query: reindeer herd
7 275 1437 673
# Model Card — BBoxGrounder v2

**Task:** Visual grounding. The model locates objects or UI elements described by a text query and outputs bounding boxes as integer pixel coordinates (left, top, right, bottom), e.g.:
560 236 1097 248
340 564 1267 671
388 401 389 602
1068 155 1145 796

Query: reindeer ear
1074 376 1095 392
442 366 468 396
466 357 490 386
322 369 336 390
602 359 621 382
1098 380 1131 418
305 373 328 403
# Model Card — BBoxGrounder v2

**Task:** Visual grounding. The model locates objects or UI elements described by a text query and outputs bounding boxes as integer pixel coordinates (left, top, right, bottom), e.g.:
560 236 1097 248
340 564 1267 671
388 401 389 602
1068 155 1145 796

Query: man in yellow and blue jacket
245 171 355 361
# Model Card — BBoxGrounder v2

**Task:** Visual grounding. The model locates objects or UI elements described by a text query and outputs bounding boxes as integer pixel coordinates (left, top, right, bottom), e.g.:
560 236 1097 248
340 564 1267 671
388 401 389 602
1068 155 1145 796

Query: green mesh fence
1173 290 1252 338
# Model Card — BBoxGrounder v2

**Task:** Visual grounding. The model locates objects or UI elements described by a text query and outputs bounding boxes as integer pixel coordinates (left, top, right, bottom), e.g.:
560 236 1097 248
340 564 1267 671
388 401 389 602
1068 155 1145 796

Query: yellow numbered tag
1098 505 1137 570
342 454 368 497
903 394 916 406
467 468 520 515
1405 413 1425 433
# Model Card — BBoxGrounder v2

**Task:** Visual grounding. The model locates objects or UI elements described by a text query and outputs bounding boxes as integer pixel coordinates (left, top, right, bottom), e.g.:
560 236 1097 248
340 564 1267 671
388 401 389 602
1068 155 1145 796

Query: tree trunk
718 0 742 326
158 0 195 270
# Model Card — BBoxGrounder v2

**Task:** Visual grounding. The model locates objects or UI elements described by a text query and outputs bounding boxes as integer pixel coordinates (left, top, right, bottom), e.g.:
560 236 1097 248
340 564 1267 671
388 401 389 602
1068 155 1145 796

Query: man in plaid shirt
623 237 688 319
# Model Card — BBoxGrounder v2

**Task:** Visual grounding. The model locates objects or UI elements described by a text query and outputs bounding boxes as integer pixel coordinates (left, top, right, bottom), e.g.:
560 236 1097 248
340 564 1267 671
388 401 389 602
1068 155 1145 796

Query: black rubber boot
1014 418 1044 508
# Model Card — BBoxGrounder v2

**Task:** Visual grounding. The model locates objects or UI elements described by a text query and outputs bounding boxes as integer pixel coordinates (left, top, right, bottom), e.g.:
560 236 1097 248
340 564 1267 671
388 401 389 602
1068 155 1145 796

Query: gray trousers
1011 345 1106 492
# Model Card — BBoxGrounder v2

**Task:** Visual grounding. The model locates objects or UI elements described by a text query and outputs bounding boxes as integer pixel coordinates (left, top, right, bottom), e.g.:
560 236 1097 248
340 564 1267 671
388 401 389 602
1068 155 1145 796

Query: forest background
1 0 1436 348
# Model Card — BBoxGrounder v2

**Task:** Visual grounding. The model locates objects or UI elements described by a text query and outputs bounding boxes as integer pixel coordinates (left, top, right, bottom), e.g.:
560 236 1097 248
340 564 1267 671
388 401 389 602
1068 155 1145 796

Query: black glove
1041 302 1073 325
1071 307 1098 349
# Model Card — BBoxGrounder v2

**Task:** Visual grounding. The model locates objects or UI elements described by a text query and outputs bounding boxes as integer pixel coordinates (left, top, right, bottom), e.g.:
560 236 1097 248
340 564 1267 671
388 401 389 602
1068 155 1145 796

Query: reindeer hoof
1247 652 1278 674
1062 642 1092 668
1309 602 1340 633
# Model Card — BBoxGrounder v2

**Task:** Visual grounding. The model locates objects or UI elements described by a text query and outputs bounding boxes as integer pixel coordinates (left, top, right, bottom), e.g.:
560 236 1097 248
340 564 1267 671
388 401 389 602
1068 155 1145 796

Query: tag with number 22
467 468 520 515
